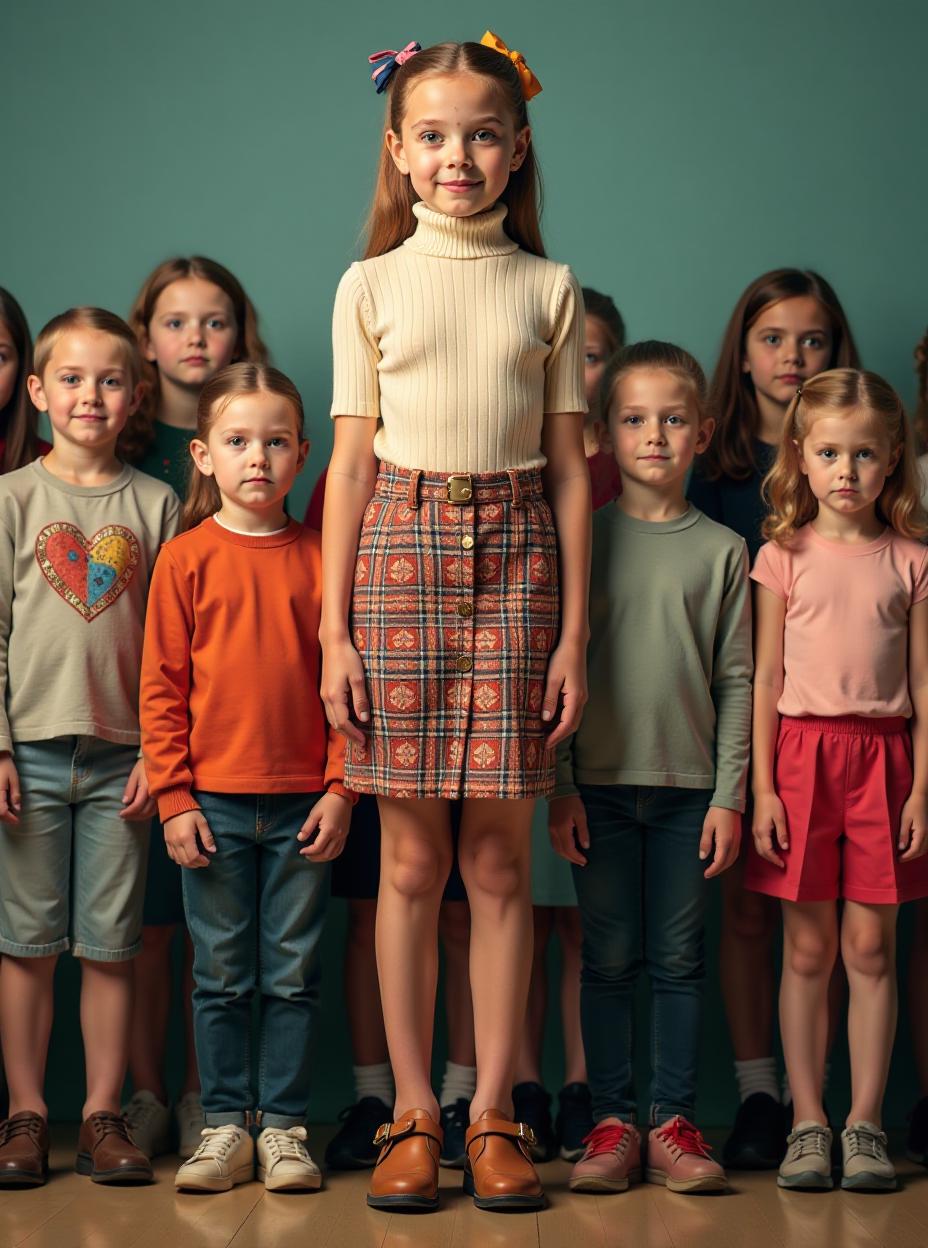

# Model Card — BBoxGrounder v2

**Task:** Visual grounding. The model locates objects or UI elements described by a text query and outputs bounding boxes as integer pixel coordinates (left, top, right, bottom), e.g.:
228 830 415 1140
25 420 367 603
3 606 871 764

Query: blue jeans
572 784 712 1126
182 791 330 1129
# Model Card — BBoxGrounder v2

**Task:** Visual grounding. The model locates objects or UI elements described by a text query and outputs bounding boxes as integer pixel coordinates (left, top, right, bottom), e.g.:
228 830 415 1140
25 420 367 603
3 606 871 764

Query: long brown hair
762 368 927 544
600 340 709 429
914 326 928 451
183 363 305 531
33 307 144 464
364 41 544 259
704 269 860 482
127 256 269 462
0 288 43 473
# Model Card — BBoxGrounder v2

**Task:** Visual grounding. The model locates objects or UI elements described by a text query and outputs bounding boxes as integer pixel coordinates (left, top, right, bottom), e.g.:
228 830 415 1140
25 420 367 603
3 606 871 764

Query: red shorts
745 715 928 905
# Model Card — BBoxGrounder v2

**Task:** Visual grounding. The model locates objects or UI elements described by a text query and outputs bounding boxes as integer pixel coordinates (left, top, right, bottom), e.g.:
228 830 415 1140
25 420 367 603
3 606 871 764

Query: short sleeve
330 265 381 420
913 545 928 604
543 268 587 415
750 539 790 600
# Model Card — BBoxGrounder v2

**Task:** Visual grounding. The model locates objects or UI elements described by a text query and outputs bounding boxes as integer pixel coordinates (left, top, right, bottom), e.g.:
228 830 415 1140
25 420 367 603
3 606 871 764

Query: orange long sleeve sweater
140 517 351 821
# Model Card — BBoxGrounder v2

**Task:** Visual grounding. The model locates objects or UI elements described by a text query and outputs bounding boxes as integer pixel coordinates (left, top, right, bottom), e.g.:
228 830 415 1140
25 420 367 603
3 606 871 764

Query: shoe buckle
447 473 473 504
518 1123 537 1148
372 1123 391 1146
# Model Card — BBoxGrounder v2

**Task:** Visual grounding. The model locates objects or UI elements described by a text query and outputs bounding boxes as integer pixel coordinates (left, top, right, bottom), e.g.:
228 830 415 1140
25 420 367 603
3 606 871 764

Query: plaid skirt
346 463 559 799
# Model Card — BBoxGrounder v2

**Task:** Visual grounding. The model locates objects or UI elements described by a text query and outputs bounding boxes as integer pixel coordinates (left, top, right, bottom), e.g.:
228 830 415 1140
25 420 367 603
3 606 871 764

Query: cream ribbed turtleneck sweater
330 202 587 473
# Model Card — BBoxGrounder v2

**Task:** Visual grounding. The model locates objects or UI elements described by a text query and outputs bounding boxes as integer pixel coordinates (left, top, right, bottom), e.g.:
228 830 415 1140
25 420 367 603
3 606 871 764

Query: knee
786 928 837 979
438 900 471 950
842 925 894 979
460 839 526 901
387 839 451 899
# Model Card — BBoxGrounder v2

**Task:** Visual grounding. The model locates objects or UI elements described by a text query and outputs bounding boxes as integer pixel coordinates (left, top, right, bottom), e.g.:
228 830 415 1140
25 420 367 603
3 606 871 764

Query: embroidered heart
35 522 141 621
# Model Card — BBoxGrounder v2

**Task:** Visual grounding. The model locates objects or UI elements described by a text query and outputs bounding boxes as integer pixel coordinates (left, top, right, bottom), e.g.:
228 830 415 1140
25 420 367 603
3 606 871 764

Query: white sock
354 1063 394 1107
734 1057 780 1103
781 1063 829 1109
439 1061 477 1109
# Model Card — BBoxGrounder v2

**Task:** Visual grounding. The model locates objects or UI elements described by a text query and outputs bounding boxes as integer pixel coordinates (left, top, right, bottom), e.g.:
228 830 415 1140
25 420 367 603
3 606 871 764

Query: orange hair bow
480 29 542 101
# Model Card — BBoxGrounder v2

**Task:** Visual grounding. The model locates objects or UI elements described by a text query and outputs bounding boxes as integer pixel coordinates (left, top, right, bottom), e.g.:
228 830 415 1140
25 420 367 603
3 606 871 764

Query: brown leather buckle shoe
464 1108 545 1210
76 1111 154 1184
0 1112 49 1187
367 1108 443 1211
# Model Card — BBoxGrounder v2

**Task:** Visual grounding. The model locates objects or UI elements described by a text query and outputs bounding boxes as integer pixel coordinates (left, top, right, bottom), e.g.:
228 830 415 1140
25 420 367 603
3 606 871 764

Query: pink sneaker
646 1116 728 1193
568 1121 641 1193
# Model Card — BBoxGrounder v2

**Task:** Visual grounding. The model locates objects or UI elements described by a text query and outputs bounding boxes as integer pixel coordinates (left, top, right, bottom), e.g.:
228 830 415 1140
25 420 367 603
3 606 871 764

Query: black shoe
907 1096 928 1165
325 1096 391 1170
439 1098 469 1168
555 1082 594 1161
723 1092 787 1170
511 1081 557 1163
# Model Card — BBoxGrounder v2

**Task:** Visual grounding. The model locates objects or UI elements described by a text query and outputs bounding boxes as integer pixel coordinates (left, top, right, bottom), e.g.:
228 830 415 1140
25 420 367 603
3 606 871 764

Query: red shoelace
655 1116 713 1158
580 1122 629 1158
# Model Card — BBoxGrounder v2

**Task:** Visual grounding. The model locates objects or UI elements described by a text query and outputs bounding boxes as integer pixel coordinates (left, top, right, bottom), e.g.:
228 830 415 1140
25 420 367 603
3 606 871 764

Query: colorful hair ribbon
368 41 421 93
480 30 542 100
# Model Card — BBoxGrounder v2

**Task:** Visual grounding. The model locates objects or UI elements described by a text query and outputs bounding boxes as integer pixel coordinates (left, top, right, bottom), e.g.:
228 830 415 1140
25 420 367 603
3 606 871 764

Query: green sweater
554 505 752 812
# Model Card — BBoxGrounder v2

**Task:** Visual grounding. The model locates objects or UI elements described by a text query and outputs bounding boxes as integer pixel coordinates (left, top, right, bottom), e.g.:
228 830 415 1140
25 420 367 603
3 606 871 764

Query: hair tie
480 30 542 100
368 42 421 93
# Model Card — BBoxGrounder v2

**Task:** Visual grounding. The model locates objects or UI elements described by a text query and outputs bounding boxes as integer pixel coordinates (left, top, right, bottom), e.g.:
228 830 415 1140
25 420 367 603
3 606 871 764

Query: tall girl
749 369 928 1191
124 257 267 1160
0 308 179 1187
0 288 50 470
321 34 590 1212
688 268 860 1170
140 363 352 1192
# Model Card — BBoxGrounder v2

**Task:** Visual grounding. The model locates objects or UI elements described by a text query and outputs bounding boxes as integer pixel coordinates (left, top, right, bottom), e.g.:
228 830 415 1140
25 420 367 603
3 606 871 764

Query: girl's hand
0 752 21 825
548 795 589 866
298 792 351 862
321 638 370 748
164 810 216 868
899 792 928 861
121 759 156 820
700 806 742 879
752 792 788 869
542 639 588 749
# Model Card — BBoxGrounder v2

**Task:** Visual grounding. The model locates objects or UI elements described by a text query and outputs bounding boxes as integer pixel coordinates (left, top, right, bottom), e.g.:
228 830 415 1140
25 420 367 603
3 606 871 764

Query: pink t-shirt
752 525 928 718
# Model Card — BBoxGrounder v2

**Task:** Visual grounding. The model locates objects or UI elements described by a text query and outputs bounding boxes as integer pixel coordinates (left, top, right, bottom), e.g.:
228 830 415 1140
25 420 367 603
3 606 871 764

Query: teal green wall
3 1 927 1123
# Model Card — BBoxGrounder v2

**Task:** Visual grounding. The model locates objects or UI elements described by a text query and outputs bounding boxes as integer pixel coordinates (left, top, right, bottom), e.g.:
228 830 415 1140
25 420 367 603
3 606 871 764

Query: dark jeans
572 784 713 1126
182 791 330 1128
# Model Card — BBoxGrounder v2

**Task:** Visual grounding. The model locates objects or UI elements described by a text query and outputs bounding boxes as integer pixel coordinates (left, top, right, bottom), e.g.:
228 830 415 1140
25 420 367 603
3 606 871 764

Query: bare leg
0 955 56 1118
908 899 928 1095
346 899 389 1066
80 958 134 1118
376 798 452 1119
780 900 838 1127
180 933 200 1095
554 906 588 1085
438 900 476 1067
129 924 175 1101
457 798 535 1121
513 907 552 1083
720 860 779 1060
842 901 898 1127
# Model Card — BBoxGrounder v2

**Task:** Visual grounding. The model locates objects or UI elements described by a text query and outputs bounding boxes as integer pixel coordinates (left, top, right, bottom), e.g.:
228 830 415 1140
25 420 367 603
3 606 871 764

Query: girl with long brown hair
0 289 49 472
748 369 928 1192
321 33 590 1212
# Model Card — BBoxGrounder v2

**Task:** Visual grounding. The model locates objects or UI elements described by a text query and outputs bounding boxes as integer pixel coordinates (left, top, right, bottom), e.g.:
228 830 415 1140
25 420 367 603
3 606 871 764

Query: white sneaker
175 1091 207 1160
175 1125 254 1192
841 1121 897 1191
122 1090 172 1159
257 1126 322 1192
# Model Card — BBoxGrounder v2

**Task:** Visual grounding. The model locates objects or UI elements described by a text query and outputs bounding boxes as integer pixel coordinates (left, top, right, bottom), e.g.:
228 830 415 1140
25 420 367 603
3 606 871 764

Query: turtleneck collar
404 201 518 259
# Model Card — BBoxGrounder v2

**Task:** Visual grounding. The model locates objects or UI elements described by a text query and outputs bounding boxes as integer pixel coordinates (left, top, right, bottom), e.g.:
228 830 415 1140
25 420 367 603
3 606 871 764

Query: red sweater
140 517 351 820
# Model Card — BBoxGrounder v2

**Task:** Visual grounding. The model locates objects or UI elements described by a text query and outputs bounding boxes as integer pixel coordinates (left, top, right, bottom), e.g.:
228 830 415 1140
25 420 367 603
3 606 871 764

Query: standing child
124 257 267 1160
0 308 180 1187
552 341 751 1196
140 363 353 1193
322 33 590 1212
0 289 50 472
748 369 928 1191
688 269 860 1169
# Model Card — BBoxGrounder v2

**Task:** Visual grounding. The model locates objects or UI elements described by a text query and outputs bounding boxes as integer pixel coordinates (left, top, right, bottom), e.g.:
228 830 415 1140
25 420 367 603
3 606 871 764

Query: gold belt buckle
447 473 473 504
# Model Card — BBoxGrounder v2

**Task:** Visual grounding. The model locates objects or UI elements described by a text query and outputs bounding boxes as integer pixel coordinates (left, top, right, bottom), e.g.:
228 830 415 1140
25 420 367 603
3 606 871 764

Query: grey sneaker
122 1090 171 1159
778 1121 833 1190
840 1121 896 1191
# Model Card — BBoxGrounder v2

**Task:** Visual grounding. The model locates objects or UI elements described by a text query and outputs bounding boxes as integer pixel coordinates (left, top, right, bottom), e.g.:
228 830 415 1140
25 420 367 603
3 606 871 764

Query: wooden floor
0 1129 926 1248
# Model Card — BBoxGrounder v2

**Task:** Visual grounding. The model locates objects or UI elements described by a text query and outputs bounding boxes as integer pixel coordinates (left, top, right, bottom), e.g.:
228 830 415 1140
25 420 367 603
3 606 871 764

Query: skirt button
456 655 473 673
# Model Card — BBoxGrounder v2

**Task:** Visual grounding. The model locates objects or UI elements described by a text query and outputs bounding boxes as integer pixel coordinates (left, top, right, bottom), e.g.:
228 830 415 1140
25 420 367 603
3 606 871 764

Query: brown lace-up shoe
76 1111 154 1184
367 1108 443 1211
0 1113 49 1187
463 1108 545 1211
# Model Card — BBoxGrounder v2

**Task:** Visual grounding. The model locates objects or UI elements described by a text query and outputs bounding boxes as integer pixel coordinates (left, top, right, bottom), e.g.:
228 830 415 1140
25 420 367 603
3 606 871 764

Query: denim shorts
0 736 150 960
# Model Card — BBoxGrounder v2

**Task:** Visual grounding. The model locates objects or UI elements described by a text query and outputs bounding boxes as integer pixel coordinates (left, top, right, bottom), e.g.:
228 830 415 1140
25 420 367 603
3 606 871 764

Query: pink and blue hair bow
368 41 421 93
